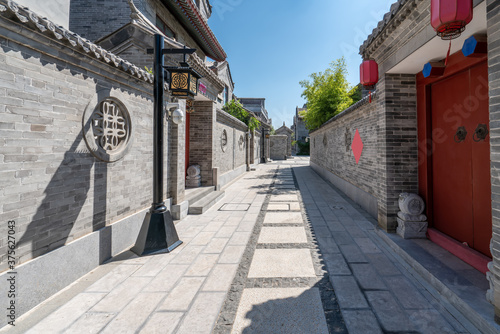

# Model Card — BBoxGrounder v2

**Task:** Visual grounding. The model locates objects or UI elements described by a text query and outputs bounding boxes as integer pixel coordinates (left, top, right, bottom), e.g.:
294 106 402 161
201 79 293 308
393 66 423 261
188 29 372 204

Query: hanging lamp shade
431 0 473 40
360 60 379 87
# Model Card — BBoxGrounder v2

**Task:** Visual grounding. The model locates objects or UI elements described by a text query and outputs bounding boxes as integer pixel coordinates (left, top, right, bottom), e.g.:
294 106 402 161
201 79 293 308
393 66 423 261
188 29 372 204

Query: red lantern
360 60 378 103
360 60 379 87
431 0 473 40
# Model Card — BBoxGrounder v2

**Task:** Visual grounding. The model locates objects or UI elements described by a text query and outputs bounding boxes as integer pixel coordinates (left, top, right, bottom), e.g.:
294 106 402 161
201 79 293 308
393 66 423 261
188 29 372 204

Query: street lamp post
132 34 199 256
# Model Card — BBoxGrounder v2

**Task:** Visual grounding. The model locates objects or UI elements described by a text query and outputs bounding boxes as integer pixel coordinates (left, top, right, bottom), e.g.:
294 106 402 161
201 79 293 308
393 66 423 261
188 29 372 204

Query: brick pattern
487 0 500 319
190 101 215 187
0 18 157 271
376 74 419 232
310 100 378 198
214 110 248 175
269 135 287 160
310 74 418 232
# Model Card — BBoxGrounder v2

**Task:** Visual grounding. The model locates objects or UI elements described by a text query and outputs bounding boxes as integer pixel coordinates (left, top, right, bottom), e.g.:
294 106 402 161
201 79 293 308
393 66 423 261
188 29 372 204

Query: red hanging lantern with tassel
431 0 473 65
431 0 473 40
360 60 378 103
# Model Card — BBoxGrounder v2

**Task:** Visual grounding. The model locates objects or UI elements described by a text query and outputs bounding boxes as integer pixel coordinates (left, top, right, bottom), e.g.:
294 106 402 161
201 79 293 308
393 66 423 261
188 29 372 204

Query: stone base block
171 200 189 220
396 218 428 239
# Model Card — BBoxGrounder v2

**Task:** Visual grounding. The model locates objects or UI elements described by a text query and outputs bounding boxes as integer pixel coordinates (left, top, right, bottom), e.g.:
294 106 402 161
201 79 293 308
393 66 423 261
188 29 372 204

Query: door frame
417 50 487 227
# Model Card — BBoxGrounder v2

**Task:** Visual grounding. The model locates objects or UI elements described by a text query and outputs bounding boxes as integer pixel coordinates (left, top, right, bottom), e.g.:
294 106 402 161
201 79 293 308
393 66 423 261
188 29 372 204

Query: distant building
293 105 309 152
239 98 271 125
275 122 293 157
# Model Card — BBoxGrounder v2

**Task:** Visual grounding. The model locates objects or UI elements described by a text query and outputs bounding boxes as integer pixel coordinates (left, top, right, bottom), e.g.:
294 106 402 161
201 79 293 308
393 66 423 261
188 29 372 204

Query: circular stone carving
187 165 201 177
221 129 228 152
83 93 133 162
399 193 425 215
270 141 274 147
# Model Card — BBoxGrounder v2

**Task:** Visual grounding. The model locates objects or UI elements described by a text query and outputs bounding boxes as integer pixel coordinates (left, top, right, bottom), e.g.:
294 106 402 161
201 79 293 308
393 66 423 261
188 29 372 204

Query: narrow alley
4 157 482 334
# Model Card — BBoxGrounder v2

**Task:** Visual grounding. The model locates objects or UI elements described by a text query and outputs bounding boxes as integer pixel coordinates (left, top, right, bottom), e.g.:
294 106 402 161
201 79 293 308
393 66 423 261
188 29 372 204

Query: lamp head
171 108 184 125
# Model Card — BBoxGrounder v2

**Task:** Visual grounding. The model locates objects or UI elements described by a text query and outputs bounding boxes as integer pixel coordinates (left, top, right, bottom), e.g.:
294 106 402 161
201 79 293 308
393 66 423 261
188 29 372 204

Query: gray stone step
188 190 225 215
184 186 215 206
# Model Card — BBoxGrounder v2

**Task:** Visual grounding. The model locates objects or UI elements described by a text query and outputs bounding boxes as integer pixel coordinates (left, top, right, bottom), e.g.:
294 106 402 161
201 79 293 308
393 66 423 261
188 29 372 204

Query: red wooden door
431 62 491 257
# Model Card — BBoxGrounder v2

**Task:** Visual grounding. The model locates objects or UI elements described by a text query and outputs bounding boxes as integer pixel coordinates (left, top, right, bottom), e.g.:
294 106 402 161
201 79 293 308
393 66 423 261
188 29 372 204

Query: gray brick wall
270 135 287 160
376 74 418 232
0 15 160 272
190 101 215 187
310 100 378 199
487 0 500 319
213 110 248 175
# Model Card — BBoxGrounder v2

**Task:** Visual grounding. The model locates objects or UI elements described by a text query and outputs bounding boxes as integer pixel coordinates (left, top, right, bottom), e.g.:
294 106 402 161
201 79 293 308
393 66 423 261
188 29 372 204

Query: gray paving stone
176 292 226 334
406 309 458 333
384 276 431 309
269 194 299 202
258 226 308 244
219 245 246 264
215 225 238 238
331 231 356 245
91 277 152 313
143 264 189 292
190 232 216 246
366 291 417 332
365 253 401 276
264 212 303 224
330 275 369 309
228 232 251 246
316 237 340 254
185 254 219 276
339 244 368 263
204 222 226 232
248 249 316 278
26 293 107 333
342 310 382 334
350 264 386 290
202 264 238 292
159 277 205 311
203 238 229 254
267 203 290 211
64 313 114 334
101 292 165 333
231 288 328 334
170 245 204 264
87 264 142 292
139 312 184 334
354 238 382 254
322 253 351 275
131 254 172 277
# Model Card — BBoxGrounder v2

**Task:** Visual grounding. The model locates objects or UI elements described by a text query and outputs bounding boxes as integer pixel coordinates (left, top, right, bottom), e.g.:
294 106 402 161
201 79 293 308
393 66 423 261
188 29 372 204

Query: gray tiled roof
359 0 421 57
0 0 153 83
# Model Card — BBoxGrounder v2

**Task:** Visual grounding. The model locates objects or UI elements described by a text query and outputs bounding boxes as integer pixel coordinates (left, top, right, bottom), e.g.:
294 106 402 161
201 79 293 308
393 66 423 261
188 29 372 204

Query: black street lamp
132 34 199 256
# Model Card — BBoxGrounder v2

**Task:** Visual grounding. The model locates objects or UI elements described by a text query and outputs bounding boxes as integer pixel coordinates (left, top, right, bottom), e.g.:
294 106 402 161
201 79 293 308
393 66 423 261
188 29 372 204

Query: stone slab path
2 157 480 333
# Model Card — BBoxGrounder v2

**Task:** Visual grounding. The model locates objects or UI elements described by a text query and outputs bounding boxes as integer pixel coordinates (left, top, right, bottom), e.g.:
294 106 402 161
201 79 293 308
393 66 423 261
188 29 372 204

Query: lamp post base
131 208 182 256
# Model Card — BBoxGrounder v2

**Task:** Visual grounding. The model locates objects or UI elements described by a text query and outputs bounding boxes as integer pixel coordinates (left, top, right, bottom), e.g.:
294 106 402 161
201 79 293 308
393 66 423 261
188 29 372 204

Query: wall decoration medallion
83 90 133 162
221 129 228 152
238 134 245 150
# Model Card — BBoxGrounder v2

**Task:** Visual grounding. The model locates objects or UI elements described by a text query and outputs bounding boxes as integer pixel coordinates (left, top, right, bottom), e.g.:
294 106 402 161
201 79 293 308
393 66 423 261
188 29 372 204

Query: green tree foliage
299 58 359 130
222 99 261 131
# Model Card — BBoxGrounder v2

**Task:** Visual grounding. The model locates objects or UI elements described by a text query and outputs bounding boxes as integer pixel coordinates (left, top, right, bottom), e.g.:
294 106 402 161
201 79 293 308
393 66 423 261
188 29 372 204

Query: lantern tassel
369 90 372 103
445 39 452 66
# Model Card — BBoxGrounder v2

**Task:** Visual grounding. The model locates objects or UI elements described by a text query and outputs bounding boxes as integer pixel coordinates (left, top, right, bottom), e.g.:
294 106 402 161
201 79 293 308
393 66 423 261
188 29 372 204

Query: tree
299 57 359 130
222 99 260 131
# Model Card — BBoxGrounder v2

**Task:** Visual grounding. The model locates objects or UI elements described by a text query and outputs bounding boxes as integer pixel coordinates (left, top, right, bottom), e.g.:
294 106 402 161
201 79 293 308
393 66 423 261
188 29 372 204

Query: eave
162 0 226 61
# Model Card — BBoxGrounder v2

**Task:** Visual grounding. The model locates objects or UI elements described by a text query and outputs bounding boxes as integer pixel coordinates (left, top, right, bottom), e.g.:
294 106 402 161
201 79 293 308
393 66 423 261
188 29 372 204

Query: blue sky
209 0 396 128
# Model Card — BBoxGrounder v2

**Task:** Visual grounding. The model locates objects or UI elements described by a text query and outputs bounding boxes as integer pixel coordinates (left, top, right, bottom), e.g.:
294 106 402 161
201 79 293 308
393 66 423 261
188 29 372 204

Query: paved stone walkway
2 157 479 333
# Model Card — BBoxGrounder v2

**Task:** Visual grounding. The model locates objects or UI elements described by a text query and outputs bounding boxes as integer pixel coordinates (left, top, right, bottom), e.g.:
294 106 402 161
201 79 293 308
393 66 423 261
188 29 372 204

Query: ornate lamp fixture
165 62 201 98
132 34 202 256
360 60 379 103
